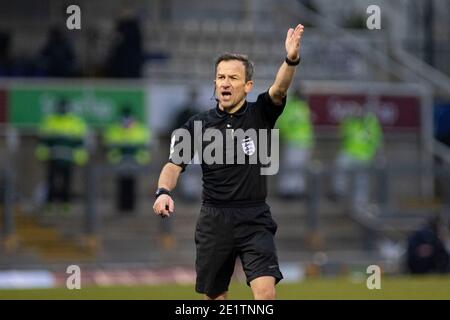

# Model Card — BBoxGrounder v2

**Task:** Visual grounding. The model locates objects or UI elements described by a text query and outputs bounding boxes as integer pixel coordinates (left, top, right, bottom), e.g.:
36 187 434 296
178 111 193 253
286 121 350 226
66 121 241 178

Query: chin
220 101 234 109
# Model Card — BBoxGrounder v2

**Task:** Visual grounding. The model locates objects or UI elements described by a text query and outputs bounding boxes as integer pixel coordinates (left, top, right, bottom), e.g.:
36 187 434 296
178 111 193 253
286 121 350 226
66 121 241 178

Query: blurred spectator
103 105 150 213
39 26 77 77
171 87 202 133
105 10 143 78
330 108 383 206
406 214 449 274
170 87 202 202
35 99 89 214
276 84 314 200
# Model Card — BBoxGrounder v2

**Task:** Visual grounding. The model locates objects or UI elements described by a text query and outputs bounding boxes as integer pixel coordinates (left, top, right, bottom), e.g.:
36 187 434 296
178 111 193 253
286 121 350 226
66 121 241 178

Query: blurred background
1 0 450 295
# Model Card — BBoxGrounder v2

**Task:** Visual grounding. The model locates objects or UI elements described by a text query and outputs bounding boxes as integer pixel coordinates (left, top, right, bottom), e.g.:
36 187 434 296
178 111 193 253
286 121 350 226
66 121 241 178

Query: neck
219 98 246 114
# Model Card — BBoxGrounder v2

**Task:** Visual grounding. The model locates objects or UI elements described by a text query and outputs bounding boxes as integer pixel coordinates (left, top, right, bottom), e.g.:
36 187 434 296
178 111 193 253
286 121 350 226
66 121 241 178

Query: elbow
269 85 288 106
273 88 288 101
278 88 288 99
273 84 289 99
165 162 183 175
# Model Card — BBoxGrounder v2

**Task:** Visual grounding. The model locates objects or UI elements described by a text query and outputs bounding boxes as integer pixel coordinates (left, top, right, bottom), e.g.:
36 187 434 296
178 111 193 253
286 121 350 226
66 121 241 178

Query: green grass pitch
1 275 450 299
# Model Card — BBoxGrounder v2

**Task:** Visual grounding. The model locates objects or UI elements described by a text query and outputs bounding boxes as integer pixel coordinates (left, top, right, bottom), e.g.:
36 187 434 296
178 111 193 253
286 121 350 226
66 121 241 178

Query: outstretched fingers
294 24 304 39
286 27 294 40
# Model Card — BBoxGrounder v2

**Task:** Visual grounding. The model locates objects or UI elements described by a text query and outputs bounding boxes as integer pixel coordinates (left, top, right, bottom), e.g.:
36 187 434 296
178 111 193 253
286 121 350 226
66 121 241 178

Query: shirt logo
242 137 256 156
170 121 281 175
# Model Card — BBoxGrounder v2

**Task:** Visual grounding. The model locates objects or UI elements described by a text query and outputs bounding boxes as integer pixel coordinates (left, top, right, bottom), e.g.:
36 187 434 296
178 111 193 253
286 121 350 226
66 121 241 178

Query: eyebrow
216 73 241 78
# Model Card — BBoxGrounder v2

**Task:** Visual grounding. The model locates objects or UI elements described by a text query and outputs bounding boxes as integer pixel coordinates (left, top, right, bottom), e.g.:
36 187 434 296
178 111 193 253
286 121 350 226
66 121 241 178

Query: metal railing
276 160 450 250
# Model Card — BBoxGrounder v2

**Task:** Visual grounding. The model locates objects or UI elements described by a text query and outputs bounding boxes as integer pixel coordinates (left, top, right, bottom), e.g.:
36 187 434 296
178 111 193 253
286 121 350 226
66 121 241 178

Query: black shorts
194 204 283 297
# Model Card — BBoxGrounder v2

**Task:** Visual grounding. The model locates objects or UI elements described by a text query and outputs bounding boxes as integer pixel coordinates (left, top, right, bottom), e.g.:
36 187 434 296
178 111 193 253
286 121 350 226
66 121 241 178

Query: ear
244 80 254 94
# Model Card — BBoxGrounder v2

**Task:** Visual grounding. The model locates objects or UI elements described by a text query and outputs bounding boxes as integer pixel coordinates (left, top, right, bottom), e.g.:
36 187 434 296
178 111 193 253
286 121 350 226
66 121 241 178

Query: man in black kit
153 24 305 300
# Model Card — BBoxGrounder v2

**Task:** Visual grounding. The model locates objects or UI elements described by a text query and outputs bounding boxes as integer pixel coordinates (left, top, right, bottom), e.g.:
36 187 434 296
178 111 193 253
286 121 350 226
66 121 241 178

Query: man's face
215 60 253 110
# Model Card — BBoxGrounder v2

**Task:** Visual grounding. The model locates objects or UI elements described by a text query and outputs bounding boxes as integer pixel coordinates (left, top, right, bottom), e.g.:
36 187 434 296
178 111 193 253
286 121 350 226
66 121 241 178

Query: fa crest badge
242 137 256 156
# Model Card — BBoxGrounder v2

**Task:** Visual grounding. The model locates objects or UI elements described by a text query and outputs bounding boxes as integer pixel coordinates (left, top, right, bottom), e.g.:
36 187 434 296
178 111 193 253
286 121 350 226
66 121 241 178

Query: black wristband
155 187 171 199
285 56 301 66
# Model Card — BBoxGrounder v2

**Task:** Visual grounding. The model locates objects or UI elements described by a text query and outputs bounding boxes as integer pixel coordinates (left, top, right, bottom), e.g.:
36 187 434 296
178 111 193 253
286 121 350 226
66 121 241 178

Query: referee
153 24 304 300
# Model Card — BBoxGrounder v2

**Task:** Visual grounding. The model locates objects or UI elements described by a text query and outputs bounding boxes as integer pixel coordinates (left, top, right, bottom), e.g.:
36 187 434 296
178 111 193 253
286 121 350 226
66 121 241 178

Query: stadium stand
1 0 450 282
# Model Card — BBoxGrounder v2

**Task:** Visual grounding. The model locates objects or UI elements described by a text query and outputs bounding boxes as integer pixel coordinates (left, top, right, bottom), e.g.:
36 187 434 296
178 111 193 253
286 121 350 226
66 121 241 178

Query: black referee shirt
169 91 286 207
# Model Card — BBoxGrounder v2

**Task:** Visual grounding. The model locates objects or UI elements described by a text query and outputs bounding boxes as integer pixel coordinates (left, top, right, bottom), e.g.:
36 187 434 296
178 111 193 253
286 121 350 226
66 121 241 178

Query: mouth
221 91 232 100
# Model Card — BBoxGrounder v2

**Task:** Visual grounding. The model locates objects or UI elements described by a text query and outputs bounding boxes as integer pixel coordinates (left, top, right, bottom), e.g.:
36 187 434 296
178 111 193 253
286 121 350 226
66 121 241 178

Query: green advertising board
8 85 146 128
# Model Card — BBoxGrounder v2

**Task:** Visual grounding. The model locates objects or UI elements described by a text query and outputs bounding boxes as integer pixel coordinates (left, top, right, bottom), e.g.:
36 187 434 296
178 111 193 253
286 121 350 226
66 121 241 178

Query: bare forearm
269 62 298 104
158 163 182 190
269 24 304 105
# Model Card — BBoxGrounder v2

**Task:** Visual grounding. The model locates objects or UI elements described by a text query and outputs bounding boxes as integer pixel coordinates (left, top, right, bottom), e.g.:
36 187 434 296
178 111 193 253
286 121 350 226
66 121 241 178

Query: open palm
285 24 304 61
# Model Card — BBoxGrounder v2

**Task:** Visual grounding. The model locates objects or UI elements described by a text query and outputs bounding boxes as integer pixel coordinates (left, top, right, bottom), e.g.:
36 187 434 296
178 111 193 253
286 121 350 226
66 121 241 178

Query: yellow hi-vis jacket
340 113 383 162
35 113 89 165
104 121 151 165
277 95 314 149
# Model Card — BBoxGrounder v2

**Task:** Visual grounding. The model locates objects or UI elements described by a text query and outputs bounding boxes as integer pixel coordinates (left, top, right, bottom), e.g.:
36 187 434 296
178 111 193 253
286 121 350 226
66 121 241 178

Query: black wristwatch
285 56 301 66
155 187 171 199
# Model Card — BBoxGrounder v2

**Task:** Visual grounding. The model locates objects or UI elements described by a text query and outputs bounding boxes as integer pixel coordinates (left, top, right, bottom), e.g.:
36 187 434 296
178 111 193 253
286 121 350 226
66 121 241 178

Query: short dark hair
214 53 254 82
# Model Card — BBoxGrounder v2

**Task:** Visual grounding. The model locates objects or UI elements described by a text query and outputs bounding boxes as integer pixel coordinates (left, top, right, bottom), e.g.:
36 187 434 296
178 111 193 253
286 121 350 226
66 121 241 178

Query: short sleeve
256 91 287 128
168 115 198 172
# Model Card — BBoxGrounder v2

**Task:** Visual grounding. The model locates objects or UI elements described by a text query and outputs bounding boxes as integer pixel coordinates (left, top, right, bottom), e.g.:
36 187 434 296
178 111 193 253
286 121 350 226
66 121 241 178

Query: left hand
285 24 304 61
153 194 174 218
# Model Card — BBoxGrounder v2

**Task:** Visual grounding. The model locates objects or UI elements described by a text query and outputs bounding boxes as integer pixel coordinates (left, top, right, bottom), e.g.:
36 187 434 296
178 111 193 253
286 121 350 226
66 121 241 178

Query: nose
221 77 231 87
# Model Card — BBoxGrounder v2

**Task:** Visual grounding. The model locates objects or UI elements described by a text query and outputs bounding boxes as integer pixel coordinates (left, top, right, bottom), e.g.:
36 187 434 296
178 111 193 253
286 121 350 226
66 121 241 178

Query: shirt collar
215 100 248 118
